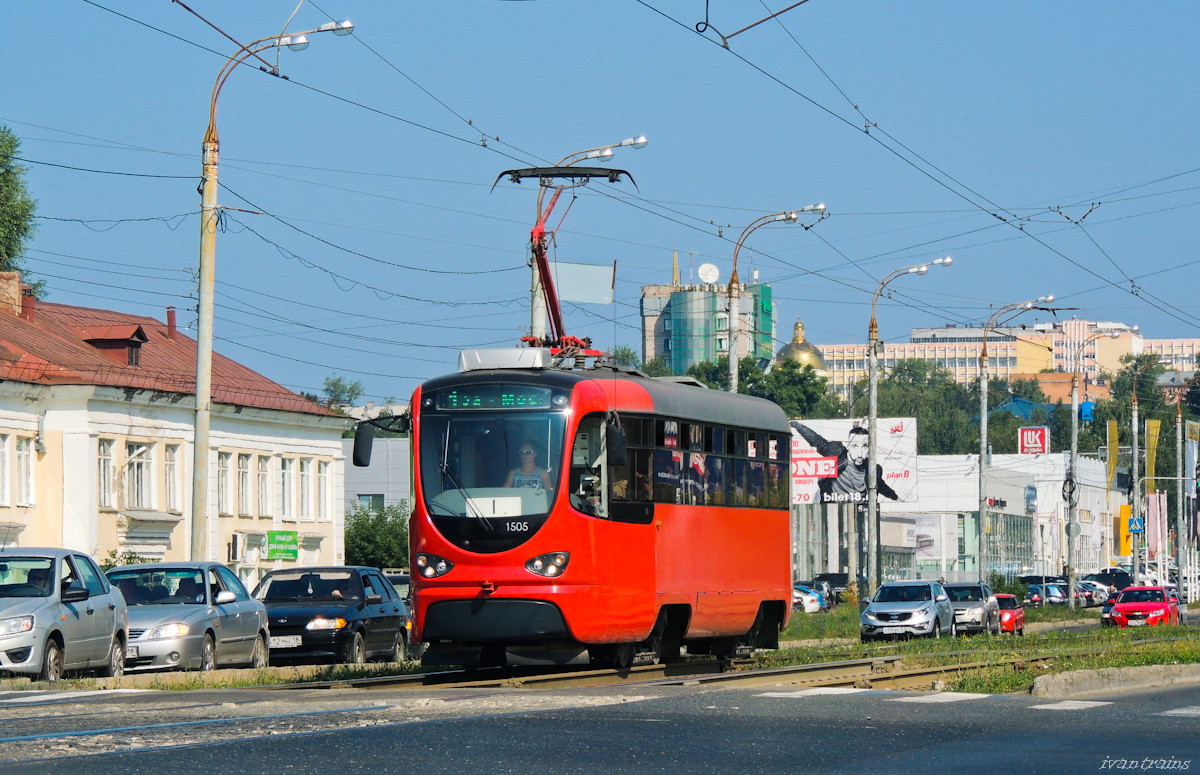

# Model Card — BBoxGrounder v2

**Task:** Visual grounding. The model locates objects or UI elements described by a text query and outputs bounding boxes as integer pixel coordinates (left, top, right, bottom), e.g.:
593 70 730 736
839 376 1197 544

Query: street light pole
189 19 353 561
978 296 1052 582
866 258 950 595
1130 358 1170 582
727 204 825 393
529 137 647 342
1066 330 1119 611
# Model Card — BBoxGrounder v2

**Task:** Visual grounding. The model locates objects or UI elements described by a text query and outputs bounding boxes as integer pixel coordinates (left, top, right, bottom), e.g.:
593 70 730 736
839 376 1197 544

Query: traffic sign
1128 516 1144 534
1065 523 1080 538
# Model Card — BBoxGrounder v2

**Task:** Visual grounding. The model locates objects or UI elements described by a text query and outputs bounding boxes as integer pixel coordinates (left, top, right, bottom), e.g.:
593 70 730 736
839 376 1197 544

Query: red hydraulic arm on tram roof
492 166 636 354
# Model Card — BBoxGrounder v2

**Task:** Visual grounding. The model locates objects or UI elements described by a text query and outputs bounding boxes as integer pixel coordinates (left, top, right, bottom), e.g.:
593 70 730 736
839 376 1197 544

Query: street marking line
1030 700 1113 710
890 693 991 703
756 688 870 698
1160 706 1200 717
0 689 151 704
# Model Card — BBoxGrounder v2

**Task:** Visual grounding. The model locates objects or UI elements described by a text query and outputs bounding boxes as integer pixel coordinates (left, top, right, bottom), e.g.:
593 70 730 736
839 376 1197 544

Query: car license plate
269 635 302 648
881 626 904 634
1128 620 1145 627
125 646 139 659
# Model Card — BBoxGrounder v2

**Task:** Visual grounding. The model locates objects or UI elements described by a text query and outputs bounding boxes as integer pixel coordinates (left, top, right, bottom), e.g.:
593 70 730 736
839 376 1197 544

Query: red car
1107 586 1180 629
996 593 1025 636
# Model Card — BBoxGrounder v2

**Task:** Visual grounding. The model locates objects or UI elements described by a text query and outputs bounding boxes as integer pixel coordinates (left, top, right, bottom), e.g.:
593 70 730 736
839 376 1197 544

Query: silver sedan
108 562 268 672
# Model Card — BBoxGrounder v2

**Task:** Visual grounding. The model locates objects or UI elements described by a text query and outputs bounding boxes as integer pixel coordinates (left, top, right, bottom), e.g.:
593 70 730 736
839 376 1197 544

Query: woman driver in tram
505 442 554 491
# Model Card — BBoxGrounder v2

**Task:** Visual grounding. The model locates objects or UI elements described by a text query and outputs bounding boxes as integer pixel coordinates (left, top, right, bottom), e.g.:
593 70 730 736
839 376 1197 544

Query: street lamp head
913 265 929 275
281 34 309 51
801 203 826 213
620 136 649 149
586 148 615 162
1131 325 1140 334
933 256 952 267
1038 295 1054 303
334 20 355 35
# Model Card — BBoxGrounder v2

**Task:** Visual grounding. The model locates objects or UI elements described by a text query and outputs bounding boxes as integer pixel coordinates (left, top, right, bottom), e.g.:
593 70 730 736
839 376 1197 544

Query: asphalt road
4 678 1200 774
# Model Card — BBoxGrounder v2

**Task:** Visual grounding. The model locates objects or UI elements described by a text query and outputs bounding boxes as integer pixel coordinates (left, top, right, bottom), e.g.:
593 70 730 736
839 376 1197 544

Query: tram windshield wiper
439 461 494 532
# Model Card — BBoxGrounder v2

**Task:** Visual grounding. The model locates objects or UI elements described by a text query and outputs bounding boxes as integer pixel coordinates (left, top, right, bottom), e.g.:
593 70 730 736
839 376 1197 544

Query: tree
344 502 409 569
686 356 730 391
0 126 40 295
640 355 673 377
744 359 827 418
609 345 640 367
323 375 364 407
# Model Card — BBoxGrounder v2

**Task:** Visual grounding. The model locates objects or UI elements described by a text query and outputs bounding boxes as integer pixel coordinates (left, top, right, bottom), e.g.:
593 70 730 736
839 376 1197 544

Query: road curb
1030 663 1200 698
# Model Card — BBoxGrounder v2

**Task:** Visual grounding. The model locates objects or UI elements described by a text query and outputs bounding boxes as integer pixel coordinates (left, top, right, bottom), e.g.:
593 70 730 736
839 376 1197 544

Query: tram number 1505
506 521 529 532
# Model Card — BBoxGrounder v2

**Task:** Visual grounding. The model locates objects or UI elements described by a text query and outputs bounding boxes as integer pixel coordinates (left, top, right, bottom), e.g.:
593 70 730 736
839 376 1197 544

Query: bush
344 502 410 569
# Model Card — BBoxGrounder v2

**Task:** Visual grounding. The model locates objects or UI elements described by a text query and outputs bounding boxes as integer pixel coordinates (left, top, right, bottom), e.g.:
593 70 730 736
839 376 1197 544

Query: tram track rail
252 631 1200 694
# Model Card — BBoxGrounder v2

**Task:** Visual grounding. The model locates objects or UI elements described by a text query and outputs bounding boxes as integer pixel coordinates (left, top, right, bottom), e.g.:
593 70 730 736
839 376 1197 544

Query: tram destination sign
436 385 553 410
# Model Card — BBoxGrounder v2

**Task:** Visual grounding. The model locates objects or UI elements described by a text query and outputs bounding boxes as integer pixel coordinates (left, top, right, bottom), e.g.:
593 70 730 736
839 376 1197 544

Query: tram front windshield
420 410 566 520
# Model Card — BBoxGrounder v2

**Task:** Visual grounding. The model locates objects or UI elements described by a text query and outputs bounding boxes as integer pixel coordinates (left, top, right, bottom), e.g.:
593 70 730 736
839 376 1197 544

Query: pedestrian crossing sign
1128 516 1144 534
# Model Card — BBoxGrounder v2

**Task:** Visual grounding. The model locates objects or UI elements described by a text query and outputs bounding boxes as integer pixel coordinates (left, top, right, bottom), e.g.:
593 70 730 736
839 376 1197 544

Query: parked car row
0 547 418 681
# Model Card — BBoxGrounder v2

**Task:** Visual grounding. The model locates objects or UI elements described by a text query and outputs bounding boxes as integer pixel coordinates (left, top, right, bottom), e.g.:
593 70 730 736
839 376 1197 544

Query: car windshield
874 585 931 603
255 570 363 602
419 409 566 520
0 557 54 598
996 597 1020 610
1118 589 1165 604
946 586 984 602
107 568 206 605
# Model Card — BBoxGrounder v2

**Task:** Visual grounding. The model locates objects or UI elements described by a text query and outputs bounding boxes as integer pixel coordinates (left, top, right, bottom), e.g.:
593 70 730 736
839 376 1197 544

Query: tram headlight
416 553 454 578
526 551 570 577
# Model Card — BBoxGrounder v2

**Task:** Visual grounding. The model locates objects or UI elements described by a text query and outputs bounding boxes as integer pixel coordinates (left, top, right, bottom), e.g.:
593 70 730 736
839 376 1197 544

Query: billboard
912 513 957 561
1018 426 1050 455
790 418 918 504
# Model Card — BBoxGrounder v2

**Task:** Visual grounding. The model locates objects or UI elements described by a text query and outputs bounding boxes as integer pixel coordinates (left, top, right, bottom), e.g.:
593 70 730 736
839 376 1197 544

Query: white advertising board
789 418 918 505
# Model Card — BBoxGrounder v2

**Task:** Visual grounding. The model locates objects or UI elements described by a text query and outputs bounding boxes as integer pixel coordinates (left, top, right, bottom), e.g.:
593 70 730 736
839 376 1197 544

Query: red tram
357 348 793 667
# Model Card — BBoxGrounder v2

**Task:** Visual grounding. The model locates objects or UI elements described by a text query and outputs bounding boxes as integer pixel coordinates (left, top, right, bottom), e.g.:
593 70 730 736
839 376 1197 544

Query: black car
1085 569 1134 592
253 566 413 664
813 572 850 603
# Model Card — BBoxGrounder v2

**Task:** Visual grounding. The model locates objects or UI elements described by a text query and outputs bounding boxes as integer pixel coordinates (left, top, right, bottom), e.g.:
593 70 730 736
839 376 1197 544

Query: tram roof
420 367 789 433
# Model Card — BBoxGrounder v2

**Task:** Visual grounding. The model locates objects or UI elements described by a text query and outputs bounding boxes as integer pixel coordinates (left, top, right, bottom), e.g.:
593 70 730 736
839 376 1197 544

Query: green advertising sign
265 530 298 561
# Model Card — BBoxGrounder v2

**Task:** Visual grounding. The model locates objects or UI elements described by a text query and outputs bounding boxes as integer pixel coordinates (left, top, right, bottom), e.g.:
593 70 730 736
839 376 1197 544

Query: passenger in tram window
505 443 554 491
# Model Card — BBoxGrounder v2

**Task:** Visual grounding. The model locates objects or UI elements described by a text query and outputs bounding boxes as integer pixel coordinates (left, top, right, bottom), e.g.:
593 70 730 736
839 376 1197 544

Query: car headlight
146 623 190 640
1151 608 1168 618
862 609 878 621
306 617 348 631
910 607 932 620
0 615 33 637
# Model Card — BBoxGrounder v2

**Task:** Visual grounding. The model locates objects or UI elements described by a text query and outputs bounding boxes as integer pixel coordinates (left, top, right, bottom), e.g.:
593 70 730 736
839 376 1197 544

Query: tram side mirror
605 418 627 467
353 423 375 467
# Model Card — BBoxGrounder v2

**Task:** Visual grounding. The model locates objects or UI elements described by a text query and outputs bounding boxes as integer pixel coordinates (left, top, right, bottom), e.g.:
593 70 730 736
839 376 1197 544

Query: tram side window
569 413 606 517
705 455 727 506
711 427 725 455
652 448 681 504
748 460 765 506
612 448 651 503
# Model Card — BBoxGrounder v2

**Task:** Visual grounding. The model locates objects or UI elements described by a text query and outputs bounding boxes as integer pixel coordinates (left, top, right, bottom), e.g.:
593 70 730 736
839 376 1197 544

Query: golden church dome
775 319 827 373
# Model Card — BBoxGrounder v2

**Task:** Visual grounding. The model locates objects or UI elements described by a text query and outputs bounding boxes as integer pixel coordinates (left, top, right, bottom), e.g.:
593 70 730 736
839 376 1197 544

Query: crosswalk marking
1160 706 1200 717
756 688 870 698
890 693 991 703
1029 700 1113 710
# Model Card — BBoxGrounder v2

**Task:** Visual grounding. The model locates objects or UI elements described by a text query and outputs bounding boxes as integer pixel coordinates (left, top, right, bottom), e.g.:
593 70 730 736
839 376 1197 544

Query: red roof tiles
0 294 335 417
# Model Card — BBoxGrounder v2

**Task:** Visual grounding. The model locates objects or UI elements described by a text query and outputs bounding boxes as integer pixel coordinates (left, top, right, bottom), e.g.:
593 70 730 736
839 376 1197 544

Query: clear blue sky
3 2 1198 403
